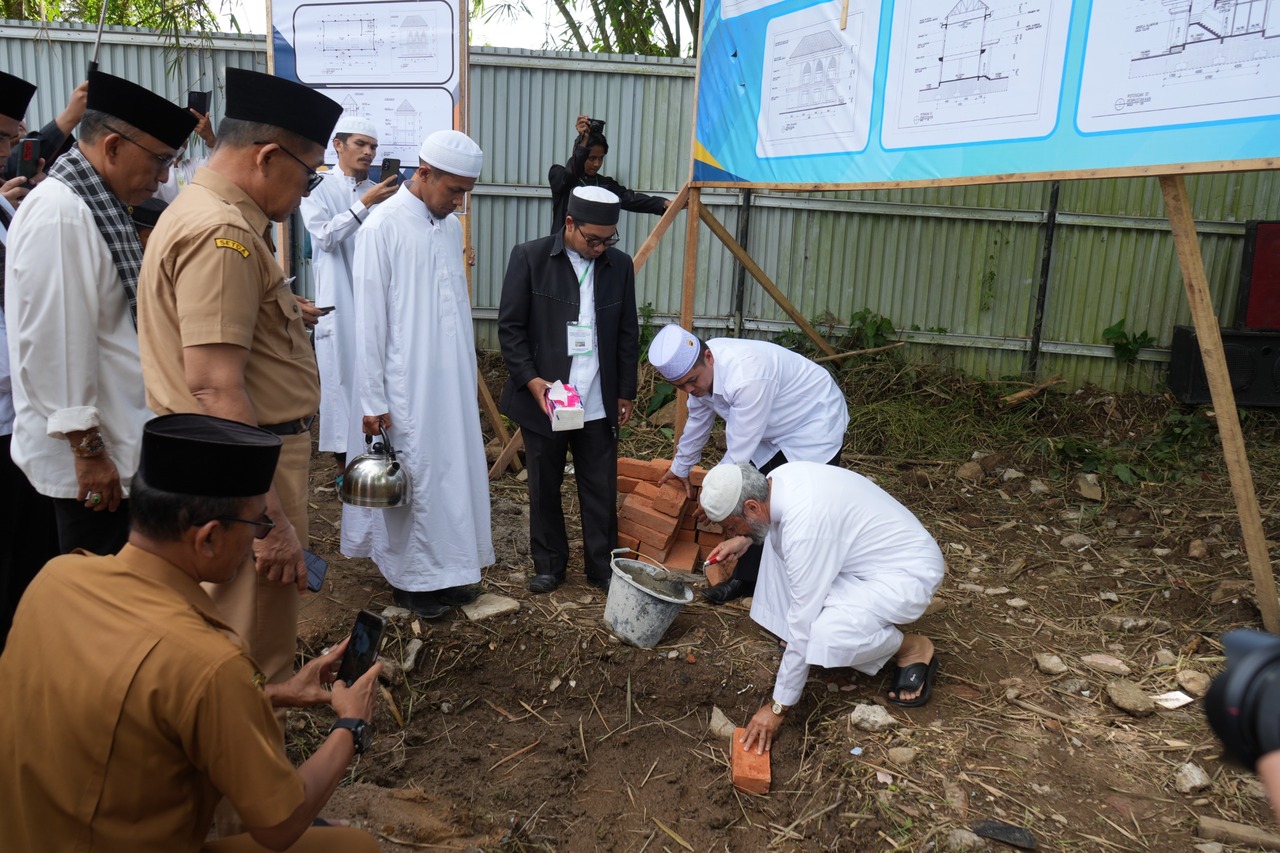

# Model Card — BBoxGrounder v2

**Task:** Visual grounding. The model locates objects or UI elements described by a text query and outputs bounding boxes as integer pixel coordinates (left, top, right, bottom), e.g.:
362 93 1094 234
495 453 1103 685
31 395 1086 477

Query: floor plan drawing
1078 0 1280 132
755 0 880 158
293 1 455 86
882 0 1071 149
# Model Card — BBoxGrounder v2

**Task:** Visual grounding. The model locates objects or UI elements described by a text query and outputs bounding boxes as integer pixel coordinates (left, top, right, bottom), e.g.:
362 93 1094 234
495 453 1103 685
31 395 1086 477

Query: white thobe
671 338 848 478
1 194 16 437
340 185 494 590
749 462 944 707
4 179 150 498
300 169 374 452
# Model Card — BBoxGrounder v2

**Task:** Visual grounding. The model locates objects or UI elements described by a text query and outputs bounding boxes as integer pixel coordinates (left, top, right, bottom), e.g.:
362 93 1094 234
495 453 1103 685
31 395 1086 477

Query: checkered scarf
47 147 142 328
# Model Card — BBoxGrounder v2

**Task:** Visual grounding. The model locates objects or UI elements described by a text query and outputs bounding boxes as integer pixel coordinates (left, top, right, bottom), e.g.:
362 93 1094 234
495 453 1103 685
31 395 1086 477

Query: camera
1205 629 1280 769
588 118 606 135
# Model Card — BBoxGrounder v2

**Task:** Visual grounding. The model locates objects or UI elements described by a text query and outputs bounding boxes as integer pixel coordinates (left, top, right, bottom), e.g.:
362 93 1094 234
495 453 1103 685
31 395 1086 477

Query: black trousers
52 497 130 557
0 433 59 651
730 449 843 591
523 419 617 582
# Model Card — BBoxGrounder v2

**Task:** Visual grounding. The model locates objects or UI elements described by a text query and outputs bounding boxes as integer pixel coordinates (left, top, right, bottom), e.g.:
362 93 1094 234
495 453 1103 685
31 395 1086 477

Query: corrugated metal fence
6 20 1280 392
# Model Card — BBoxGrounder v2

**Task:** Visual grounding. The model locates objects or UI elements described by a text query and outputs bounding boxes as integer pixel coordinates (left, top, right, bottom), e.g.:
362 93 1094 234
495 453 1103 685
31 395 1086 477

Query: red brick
696 529 725 545
618 516 678 551
676 527 697 543
620 495 681 536
696 517 722 535
680 512 697 530
616 531 640 552
689 465 709 486
638 540 672 562
665 540 700 572
617 458 653 481
632 481 661 502
618 476 640 495
705 559 734 586
652 481 689 518
731 728 771 794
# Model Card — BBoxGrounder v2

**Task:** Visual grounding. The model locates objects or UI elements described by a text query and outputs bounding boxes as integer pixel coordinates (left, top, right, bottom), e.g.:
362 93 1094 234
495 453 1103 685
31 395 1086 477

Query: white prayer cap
700 464 744 523
647 323 701 381
418 129 483 179
334 113 378 140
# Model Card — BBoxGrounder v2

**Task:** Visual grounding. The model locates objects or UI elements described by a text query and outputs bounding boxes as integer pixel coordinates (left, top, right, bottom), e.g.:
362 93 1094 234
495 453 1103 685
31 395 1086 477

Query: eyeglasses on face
581 230 620 249
102 122 181 169
255 140 324 191
201 513 276 539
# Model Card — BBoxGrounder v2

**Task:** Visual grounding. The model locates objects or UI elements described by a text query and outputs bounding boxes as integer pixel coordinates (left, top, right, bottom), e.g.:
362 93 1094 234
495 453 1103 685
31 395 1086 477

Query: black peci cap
224 68 343 149
87 70 198 150
567 186 621 226
0 71 37 122
137 414 282 498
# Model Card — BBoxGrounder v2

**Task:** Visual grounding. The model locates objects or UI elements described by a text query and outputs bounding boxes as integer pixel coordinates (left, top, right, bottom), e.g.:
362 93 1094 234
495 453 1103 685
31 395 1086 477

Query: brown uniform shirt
137 167 320 426
0 545 305 852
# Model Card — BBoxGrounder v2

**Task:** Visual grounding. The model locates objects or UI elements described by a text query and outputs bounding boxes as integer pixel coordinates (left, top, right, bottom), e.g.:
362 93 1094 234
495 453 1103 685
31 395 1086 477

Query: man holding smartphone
0 414 381 852
300 114 397 483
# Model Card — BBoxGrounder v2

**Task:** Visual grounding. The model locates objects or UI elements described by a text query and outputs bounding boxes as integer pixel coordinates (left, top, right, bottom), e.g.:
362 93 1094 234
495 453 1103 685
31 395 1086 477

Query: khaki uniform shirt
137 167 320 426
0 545 305 852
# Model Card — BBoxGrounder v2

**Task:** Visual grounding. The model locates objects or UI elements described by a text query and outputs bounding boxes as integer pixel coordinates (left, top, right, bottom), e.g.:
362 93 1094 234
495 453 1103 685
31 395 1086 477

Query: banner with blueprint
694 0 1280 185
270 0 463 168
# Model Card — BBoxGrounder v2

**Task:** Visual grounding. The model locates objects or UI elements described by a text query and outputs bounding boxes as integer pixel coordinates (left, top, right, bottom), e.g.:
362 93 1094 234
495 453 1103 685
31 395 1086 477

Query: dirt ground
288 356 1280 852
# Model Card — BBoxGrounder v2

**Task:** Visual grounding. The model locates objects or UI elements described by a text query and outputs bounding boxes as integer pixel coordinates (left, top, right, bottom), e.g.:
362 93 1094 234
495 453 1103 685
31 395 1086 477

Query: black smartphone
314 306 335 315
304 549 328 592
16 135 39 180
380 157 400 182
187 90 211 114
336 610 386 687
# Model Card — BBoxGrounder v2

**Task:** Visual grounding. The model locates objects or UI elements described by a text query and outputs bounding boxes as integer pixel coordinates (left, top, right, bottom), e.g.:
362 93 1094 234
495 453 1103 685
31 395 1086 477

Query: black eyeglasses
201 513 275 539
255 140 323 191
102 122 181 169
582 230 620 249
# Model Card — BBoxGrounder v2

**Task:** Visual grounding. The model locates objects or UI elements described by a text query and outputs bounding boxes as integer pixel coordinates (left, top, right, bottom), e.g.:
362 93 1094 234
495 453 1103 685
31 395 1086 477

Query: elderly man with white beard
700 461 944 754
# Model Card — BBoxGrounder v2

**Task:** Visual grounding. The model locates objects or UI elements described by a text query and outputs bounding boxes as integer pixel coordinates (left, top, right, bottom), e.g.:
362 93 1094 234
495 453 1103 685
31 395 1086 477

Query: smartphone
314 306 335 315
187 90 211 114
304 549 328 592
16 135 39 180
380 157 400 182
336 610 386 687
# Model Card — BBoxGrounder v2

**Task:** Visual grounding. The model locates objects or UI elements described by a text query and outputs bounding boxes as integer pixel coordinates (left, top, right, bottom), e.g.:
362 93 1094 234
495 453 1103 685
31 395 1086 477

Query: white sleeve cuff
47 406 100 440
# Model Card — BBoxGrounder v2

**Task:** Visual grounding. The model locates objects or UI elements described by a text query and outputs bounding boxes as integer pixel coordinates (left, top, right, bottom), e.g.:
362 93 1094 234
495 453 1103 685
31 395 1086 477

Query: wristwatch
70 431 107 458
328 718 372 755
770 700 789 717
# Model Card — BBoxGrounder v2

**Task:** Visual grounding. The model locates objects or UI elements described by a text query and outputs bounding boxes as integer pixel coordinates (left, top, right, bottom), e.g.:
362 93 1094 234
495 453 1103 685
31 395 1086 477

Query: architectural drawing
320 88 454 166
755 0 880 158
882 0 1071 149
1078 0 1280 133
293 0 455 86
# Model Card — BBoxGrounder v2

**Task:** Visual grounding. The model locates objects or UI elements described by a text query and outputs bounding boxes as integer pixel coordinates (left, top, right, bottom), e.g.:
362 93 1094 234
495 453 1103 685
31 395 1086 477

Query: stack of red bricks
616 457 738 581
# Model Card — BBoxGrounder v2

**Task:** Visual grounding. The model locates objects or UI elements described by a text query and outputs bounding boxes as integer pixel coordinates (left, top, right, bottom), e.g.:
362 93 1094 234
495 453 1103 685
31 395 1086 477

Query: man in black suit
499 186 639 593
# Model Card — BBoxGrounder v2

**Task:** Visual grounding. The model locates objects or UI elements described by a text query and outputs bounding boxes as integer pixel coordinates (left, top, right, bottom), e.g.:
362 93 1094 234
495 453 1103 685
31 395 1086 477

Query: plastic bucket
603 557 694 649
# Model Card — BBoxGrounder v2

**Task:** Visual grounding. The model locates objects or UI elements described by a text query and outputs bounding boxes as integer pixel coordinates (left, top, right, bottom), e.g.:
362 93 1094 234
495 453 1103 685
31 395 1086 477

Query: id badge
567 322 594 356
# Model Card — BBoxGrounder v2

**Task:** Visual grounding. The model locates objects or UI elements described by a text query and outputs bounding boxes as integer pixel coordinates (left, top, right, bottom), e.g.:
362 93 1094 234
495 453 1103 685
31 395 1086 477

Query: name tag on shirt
567 322 594 357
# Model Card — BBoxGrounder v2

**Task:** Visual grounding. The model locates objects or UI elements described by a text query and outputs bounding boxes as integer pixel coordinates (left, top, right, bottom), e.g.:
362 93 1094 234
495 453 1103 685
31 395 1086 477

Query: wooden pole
1159 175 1280 633
675 188 702 443
697 204 838 358
633 182 691 274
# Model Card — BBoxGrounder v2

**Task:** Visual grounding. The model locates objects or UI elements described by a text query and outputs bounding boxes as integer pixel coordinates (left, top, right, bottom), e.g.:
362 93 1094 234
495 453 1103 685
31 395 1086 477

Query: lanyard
576 259 594 288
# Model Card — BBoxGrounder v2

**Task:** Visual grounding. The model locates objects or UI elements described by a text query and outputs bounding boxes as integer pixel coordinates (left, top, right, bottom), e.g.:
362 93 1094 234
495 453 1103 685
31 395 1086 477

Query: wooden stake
488 428 524 481
697 204 837 357
675 189 703 443
633 182 692 274
1001 373 1063 407
1160 175 1280 633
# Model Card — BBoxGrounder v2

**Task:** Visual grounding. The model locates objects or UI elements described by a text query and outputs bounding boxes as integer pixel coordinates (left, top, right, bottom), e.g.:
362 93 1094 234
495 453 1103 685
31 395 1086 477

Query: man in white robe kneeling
700 461 944 754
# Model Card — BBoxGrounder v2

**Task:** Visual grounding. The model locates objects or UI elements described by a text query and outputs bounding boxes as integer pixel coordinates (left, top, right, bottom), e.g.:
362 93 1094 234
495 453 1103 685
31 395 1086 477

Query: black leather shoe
585 574 611 592
435 585 481 606
528 573 564 594
701 578 747 605
392 588 452 619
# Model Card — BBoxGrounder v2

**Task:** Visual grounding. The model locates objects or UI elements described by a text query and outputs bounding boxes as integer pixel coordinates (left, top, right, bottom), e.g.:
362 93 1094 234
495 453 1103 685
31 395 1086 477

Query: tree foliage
473 0 699 57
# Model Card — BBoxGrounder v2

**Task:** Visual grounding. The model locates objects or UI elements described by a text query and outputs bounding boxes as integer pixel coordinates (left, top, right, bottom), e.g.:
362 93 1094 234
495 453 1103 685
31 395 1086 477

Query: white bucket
603 557 694 649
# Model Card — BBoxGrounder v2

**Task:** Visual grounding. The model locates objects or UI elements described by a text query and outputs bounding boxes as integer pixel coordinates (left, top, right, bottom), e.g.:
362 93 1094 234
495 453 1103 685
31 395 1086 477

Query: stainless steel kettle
339 428 412 508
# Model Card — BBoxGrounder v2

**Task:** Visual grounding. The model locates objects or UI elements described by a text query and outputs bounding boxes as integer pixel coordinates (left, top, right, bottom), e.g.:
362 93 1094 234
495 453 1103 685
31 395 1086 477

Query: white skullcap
419 129 483 179
700 464 744 523
647 323 701 381
334 113 378 140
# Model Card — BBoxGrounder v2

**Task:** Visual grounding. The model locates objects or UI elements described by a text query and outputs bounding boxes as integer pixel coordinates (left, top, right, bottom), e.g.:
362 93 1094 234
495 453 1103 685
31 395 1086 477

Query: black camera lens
1206 630 1280 769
